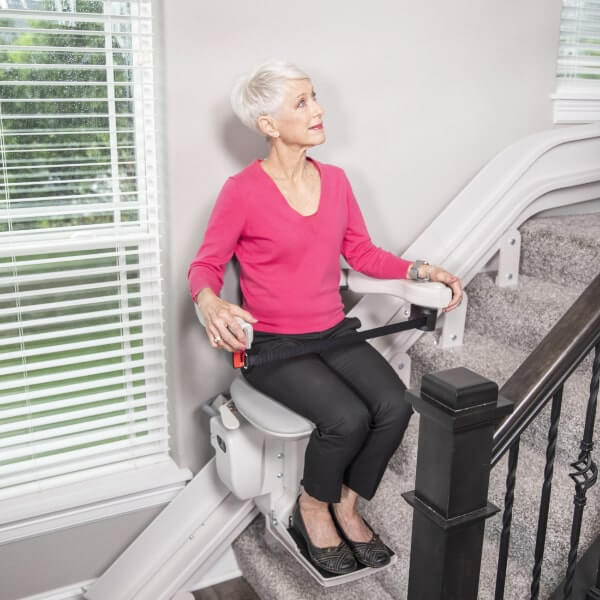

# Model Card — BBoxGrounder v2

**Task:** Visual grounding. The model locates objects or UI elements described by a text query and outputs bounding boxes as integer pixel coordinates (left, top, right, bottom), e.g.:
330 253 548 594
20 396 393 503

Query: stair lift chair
195 271 452 587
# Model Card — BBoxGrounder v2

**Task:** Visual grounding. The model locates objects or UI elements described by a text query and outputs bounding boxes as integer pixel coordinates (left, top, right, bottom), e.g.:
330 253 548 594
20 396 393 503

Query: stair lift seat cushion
231 376 315 439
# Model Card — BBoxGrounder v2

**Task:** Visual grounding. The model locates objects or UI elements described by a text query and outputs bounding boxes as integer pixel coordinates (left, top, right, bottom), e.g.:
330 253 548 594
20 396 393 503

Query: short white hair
230 60 310 133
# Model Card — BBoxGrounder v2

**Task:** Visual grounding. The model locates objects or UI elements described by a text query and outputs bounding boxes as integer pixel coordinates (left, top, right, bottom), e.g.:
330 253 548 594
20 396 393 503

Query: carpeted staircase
230 212 600 600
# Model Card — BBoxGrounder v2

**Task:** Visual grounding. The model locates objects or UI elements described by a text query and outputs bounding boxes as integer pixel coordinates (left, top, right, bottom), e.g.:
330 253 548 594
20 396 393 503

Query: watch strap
409 260 430 282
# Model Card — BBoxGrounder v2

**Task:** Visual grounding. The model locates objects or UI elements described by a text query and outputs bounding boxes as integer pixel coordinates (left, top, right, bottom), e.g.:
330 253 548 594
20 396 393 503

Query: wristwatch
408 260 431 282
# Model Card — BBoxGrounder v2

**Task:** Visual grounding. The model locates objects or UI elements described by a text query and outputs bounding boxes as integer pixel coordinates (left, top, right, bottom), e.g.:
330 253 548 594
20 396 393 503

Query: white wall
159 0 562 474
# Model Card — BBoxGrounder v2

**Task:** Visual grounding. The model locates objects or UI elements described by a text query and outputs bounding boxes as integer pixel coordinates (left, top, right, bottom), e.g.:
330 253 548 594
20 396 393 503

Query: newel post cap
421 367 499 410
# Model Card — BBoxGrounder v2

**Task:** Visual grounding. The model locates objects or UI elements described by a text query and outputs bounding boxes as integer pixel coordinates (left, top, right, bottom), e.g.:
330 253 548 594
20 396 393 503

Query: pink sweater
188 158 412 334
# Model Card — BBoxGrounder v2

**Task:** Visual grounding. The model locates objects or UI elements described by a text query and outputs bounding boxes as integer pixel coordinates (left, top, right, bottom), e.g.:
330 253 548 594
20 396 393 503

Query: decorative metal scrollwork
569 452 598 499
563 343 600 600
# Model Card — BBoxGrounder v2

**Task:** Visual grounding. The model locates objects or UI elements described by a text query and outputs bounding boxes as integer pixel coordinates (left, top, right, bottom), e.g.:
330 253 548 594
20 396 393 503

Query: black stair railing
403 271 600 600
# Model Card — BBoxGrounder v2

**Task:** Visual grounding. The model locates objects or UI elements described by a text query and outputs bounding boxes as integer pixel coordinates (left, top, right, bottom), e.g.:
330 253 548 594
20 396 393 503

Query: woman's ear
257 115 279 138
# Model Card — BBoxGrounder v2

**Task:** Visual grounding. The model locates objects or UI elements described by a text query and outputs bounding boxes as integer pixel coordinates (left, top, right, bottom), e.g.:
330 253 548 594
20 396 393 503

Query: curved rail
349 123 600 359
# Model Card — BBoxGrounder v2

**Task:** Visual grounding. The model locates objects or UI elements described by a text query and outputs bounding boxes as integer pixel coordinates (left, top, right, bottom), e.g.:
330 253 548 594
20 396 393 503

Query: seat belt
232 306 437 369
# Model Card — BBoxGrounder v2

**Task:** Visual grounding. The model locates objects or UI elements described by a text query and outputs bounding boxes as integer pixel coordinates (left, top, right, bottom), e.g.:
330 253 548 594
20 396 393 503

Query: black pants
242 317 413 503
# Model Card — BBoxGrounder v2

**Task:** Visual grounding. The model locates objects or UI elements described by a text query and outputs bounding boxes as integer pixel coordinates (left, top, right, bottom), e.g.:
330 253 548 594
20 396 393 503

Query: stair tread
520 212 600 243
465 272 586 352
410 328 528 387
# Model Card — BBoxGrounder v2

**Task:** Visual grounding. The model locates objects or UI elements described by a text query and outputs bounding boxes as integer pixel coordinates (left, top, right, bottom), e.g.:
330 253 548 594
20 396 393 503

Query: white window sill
0 458 192 544
552 82 600 123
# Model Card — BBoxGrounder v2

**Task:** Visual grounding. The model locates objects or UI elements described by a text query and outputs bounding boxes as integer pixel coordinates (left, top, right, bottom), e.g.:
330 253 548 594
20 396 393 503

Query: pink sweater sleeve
187 178 245 301
341 173 411 280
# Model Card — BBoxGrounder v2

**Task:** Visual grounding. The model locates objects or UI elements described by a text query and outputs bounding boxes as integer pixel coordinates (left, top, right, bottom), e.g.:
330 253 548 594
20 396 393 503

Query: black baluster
585 343 600 600
564 342 600 600
587 549 600 600
531 386 563 600
495 439 520 600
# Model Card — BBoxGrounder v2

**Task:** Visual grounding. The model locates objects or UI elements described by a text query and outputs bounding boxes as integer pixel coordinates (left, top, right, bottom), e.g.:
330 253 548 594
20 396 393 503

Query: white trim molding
552 81 600 123
0 459 192 545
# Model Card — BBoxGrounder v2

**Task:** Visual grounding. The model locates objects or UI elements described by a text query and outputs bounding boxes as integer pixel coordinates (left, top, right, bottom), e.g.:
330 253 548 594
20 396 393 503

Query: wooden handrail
491 271 600 466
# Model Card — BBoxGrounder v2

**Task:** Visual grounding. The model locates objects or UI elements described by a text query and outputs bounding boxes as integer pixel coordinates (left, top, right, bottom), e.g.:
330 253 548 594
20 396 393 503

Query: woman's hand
427 266 463 313
196 288 258 352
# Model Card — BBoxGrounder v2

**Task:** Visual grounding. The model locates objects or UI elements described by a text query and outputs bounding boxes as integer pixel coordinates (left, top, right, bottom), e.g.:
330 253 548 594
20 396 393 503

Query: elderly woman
188 61 462 576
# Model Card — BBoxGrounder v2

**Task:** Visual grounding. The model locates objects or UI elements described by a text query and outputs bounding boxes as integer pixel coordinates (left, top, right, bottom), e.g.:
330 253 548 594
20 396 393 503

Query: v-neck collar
256 156 323 218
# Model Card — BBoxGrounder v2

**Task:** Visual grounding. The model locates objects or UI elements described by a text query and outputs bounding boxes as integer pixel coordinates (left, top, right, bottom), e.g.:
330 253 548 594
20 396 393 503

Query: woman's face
270 78 325 147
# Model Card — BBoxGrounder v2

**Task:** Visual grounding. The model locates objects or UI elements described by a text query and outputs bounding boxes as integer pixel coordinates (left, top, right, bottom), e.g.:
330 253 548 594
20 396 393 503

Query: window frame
553 0 600 123
0 0 189 541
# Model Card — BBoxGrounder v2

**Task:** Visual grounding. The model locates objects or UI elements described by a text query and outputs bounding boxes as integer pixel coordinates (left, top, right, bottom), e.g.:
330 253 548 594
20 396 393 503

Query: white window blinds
554 0 600 121
557 0 600 80
0 0 170 500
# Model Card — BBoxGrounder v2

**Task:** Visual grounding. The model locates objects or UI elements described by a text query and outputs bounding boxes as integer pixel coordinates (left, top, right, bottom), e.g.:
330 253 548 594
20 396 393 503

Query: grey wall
1 505 164 599
159 0 562 474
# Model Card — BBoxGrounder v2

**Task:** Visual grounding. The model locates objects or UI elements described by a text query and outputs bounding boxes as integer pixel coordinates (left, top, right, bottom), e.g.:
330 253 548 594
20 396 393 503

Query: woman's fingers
208 324 242 352
217 312 247 349
429 269 463 312
198 295 251 352
202 303 245 351
206 325 222 349
225 320 248 348
208 326 237 352
227 306 258 346
443 275 463 312
231 305 257 324
219 339 237 353
213 318 246 350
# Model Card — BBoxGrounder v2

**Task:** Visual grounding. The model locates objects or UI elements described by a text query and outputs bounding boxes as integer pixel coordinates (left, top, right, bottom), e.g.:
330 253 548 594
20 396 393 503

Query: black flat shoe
290 496 358 576
329 504 392 568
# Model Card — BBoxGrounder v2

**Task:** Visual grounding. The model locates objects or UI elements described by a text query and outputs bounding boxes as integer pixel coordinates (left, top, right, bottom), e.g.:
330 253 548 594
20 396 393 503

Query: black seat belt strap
232 306 437 370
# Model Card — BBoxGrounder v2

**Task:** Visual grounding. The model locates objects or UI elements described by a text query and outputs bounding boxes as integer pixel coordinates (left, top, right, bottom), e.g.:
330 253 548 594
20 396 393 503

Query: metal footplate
261 509 397 587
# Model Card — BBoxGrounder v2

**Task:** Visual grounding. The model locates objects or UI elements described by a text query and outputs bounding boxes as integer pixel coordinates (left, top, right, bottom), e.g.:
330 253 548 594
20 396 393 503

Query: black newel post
402 367 512 600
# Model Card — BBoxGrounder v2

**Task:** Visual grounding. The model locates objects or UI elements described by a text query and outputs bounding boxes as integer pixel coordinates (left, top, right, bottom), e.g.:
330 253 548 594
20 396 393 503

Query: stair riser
519 216 600 288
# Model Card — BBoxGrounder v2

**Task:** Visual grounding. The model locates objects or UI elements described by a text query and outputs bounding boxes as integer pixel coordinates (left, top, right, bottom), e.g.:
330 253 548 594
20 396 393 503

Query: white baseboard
185 545 243 591
15 547 243 600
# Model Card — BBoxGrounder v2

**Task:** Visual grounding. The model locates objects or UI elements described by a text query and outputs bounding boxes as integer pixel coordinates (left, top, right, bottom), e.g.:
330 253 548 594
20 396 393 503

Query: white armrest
193 303 254 349
346 271 452 309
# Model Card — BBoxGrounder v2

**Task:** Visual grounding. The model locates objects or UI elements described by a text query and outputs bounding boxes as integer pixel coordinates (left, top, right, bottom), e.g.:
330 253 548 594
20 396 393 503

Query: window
553 0 600 122
0 0 170 501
